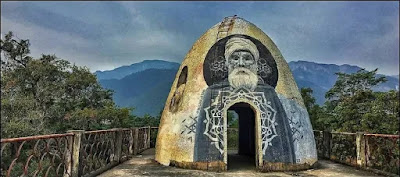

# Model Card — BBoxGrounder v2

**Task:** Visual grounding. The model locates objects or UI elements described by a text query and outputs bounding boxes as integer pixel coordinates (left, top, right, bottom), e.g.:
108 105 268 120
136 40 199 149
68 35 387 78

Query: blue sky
1 1 399 75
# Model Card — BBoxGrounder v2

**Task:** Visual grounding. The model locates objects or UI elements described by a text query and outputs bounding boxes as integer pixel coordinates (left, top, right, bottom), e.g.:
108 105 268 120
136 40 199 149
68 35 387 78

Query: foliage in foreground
0 32 159 138
301 69 399 134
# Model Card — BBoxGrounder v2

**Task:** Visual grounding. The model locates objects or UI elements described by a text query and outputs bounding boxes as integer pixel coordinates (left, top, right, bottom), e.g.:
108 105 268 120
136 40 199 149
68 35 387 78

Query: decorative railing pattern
313 131 324 157
1 127 152 177
314 131 399 176
2 127 398 176
1 133 74 177
120 129 133 161
364 134 400 175
80 130 117 177
330 132 357 166
150 127 158 148
137 127 150 153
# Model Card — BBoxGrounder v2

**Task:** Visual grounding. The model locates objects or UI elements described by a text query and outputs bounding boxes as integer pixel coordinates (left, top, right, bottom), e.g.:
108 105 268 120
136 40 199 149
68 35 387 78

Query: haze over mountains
96 60 399 116
95 60 180 80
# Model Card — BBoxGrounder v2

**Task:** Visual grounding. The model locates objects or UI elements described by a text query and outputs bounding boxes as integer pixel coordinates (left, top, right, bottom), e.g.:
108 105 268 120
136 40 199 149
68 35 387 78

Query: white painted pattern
203 87 278 155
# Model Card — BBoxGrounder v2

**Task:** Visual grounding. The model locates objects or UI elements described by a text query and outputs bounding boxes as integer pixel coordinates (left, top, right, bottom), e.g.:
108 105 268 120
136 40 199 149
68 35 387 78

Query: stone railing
1 133 74 177
1 127 151 177
313 130 399 176
2 127 398 176
149 127 159 148
152 127 399 176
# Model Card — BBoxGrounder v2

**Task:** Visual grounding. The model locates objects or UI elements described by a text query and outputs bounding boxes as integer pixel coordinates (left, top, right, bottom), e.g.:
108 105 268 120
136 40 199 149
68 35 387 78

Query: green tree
227 110 238 128
300 87 330 131
325 68 386 109
0 31 32 71
301 87 316 111
361 91 399 134
129 113 160 127
301 69 398 134
323 68 398 133
1 31 132 138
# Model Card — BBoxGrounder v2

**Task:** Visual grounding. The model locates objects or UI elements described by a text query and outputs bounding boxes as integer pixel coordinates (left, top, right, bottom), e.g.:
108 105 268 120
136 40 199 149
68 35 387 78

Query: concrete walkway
99 149 382 177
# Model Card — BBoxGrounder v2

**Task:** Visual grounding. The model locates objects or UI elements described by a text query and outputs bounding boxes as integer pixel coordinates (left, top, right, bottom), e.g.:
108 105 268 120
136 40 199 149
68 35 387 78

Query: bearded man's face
227 50 258 90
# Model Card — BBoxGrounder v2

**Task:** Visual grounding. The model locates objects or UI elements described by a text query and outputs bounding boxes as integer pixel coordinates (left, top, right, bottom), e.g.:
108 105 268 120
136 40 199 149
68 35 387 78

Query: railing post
323 131 332 159
64 135 73 177
356 132 366 167
114 128 123 162
147 126 151 149
67 130 85 177
128 129 134 155
133 128 139 155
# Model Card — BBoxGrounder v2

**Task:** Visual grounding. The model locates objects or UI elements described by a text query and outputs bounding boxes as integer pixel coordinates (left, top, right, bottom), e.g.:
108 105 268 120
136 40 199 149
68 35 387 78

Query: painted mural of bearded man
193 35 297 164
225 37 260 91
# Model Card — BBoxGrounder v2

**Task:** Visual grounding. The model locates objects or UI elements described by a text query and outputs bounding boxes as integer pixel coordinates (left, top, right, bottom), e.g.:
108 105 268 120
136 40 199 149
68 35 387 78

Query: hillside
289 60 398 104
99 68 178 116
95 60 180 80
96 60 398 115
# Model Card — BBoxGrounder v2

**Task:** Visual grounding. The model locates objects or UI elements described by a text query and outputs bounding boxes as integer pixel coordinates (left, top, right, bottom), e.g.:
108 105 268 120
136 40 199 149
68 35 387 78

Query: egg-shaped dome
155 16 317 171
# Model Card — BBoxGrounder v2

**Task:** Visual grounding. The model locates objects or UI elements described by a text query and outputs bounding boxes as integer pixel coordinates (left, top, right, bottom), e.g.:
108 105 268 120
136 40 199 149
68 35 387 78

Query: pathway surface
99 149 382 177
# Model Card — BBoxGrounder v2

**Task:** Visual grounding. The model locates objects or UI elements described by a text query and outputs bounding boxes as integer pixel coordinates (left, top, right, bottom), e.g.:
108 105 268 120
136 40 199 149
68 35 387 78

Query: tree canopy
301 69 399 134
0 32 139 138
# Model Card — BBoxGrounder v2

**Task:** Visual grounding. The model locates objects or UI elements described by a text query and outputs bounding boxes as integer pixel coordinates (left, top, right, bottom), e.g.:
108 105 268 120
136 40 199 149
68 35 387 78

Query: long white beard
228 67 258 91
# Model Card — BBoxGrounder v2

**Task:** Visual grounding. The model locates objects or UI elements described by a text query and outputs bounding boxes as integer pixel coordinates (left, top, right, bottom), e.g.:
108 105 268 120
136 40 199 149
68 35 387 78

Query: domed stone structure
155 16 317 171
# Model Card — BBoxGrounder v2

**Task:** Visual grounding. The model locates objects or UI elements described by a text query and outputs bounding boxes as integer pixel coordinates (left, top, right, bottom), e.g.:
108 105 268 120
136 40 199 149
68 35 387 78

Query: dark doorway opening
227 102 256 171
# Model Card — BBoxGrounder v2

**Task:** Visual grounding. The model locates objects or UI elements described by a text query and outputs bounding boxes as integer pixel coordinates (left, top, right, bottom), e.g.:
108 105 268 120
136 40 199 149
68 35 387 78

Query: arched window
169 66 188 112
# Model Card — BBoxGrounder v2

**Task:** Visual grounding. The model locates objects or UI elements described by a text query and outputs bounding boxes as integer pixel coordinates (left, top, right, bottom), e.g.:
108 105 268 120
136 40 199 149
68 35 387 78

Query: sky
1 1 399 75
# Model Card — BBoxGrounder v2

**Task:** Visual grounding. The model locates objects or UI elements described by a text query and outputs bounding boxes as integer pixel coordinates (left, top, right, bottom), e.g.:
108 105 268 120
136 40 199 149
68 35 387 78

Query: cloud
1 1 398 75
0 17 104 67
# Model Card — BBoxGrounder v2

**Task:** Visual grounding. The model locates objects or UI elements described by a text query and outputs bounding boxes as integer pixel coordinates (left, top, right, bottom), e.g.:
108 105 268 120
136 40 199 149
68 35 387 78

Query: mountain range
289 61 398 104
96 60 398 116
95 60 180 80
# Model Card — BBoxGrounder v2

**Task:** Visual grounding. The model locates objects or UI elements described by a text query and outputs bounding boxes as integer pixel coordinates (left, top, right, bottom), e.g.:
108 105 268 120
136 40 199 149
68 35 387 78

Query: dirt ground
99 149 382 177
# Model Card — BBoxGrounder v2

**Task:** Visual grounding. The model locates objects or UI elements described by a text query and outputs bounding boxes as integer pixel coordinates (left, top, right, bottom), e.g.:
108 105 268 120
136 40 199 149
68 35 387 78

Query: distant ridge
94 60 180 80
96 60 398 116
97 60 180 116
289 60 399 104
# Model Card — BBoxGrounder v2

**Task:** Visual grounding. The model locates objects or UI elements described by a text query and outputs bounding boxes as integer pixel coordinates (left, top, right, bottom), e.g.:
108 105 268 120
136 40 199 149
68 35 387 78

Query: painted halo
203 34 278 87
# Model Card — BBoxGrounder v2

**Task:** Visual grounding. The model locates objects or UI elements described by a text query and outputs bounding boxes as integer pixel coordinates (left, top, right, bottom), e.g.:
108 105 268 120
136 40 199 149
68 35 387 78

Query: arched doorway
226 102 257 171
